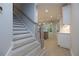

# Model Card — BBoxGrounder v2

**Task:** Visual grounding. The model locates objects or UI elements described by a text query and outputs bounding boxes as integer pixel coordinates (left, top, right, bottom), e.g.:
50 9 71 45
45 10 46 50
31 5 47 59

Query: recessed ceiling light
50 22 52 24
45 9 48 13
50 16 52 18
43 23 45 25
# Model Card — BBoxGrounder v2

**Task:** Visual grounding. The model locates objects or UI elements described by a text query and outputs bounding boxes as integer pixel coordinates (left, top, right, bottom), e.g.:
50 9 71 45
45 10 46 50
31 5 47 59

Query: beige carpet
44 33 71 56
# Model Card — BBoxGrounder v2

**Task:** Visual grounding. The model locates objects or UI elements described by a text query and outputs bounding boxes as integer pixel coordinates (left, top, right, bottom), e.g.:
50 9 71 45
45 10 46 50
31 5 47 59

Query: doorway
37 3 71 56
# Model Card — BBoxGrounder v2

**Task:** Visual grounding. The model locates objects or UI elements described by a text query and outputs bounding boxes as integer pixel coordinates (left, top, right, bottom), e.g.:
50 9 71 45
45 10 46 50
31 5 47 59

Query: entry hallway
44 33 71 56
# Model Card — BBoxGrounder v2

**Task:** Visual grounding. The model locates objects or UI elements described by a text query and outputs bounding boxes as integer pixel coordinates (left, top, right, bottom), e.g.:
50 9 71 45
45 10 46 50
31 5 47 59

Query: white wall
0 3 12 55
22 4 36 21
62 5 71 25
71 3 79 56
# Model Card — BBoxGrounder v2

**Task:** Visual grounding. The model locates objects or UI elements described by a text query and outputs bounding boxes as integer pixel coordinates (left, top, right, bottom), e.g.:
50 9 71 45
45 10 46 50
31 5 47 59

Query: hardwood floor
44 33 71 56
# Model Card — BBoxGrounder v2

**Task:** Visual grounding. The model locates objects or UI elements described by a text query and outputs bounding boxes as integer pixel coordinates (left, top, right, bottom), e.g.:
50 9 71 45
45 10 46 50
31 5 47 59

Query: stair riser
13 28 26 30
9 41 40 56
13 23 24 25
13 32 30 35
13 35 32 41
13 29 26 31
12 39 35 50
13 31 30 34
13 25 25 27
13 26 25 28
13 24 24 26
26 46 41 56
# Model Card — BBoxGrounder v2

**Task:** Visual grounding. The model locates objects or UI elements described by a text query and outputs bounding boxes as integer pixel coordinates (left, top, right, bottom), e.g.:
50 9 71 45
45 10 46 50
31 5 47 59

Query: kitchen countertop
58 25 70 33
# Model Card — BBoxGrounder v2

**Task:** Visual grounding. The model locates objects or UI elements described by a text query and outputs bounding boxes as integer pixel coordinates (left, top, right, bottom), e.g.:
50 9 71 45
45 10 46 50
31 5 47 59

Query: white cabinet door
57 33 70 49
62 5 71 25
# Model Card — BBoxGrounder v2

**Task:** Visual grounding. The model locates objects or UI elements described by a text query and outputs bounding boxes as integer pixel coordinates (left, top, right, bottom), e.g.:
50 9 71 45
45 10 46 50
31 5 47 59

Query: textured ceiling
37 3 63 23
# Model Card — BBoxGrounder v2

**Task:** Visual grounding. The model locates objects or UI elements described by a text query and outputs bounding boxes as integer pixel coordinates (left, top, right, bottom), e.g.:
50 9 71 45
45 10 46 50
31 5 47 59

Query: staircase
6 17 47 56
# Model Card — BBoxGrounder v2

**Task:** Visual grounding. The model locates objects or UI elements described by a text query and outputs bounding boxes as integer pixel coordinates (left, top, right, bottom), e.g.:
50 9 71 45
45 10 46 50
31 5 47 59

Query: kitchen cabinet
62 5 71 25
57 33 70 49
57 25 71 49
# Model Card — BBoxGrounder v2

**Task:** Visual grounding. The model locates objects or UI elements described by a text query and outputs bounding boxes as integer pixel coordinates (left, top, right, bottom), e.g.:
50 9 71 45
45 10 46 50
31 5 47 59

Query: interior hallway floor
44 33 71 56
